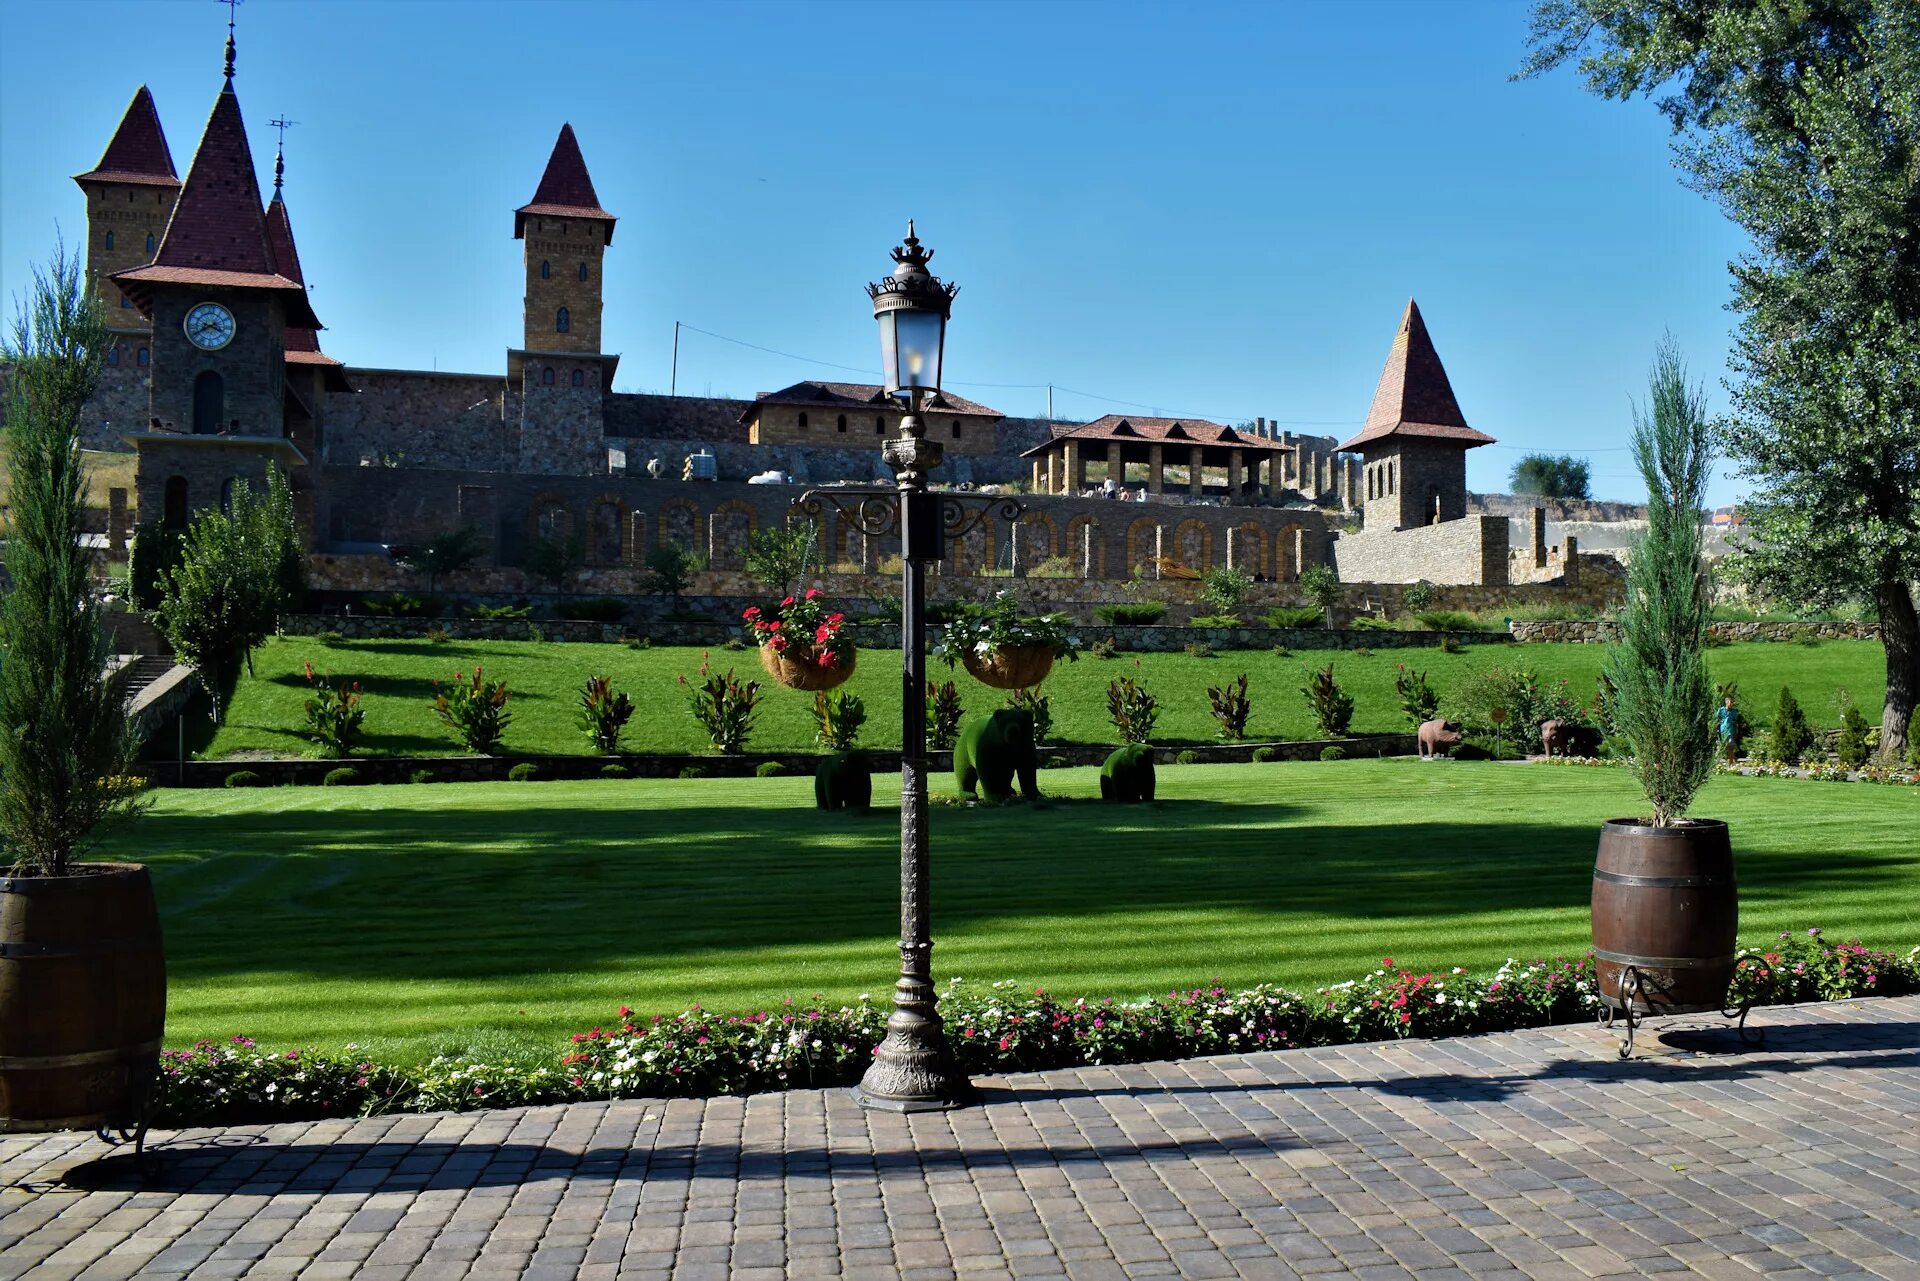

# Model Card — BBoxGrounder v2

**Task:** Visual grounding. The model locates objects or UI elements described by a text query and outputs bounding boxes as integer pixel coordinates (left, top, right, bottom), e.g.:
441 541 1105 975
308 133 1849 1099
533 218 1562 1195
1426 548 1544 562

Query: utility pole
1047 384 1053 420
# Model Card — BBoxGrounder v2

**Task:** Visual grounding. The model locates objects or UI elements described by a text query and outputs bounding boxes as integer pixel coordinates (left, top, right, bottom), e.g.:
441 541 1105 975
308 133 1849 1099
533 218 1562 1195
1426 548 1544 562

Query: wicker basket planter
961 644 1056 691
760 643 856 692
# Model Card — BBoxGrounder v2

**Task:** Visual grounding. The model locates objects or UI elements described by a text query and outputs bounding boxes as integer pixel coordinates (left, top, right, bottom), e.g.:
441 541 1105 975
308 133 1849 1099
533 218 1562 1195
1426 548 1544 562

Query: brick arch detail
1018 511 1059 566
626 511 648 568
586 494 626 566
1125 517 1160 576
527 492 574 543
707 498 758 570
1233 521 1269 579
1274 524 1303 582
1065 515 1104 578
658 498 700 553
1173 519 1213 572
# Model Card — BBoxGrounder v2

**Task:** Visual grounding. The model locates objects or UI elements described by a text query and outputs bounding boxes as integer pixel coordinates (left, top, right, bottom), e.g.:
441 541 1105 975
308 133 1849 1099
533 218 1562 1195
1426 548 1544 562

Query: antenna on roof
220 0 243 83
269 115 298 191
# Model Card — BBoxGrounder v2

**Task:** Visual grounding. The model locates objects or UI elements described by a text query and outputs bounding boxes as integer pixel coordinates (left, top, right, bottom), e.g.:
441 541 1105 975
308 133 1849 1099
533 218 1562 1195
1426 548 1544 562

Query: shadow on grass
114 796 1919 990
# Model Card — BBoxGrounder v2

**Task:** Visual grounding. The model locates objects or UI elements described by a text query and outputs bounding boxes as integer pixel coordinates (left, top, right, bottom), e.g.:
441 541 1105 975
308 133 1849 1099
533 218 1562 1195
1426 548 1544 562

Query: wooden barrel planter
1591 819 1737 1015
0 863 166 1133
961 644 1056 691
760 642 856 693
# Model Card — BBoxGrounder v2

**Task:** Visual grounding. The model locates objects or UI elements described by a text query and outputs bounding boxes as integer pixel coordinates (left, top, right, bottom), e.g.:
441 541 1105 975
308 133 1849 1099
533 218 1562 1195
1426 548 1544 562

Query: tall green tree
397 526 485 597
0 246 139 874
1522 0 1920 761
1508 453 1592 500
1605 342 1718 826
743 520 818 597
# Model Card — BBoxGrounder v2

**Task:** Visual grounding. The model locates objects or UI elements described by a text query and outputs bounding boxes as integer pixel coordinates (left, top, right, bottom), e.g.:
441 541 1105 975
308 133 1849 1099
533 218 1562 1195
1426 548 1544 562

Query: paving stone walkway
4 995 1919 1280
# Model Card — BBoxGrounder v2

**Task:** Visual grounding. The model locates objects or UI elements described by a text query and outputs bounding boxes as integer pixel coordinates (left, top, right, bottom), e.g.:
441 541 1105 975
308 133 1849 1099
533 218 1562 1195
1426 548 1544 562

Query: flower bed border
152 929 1919 1127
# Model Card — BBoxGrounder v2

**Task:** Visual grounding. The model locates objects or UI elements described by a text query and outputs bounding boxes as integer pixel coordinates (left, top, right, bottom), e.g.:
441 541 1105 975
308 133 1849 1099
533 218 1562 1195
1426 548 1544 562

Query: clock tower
111 35 313 530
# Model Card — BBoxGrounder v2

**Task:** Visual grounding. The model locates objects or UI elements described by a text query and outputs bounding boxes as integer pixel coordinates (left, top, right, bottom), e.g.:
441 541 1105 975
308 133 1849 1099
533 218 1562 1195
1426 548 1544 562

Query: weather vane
220 0 243 81
269 116 297 190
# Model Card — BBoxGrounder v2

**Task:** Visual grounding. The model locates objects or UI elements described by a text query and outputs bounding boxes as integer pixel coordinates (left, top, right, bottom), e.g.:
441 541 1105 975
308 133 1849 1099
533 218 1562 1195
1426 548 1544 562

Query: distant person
1716 695 1742 765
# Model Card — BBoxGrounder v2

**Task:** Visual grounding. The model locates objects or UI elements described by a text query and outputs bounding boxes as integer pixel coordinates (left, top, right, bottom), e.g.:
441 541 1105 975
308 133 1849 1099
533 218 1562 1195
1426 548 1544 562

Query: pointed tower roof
1337 300 1495 453
113 76 319 328
74 85 180 188
263 155 350 390
514 123 616 243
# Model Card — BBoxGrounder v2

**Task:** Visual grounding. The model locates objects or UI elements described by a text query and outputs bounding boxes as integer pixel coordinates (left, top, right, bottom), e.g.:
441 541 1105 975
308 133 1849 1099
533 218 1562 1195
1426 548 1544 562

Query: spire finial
221 0 242 83
269 116 297 192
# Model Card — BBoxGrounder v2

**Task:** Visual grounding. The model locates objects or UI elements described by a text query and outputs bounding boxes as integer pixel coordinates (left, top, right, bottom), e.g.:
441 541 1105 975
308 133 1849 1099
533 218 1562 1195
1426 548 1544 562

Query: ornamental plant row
153 930 1918 1127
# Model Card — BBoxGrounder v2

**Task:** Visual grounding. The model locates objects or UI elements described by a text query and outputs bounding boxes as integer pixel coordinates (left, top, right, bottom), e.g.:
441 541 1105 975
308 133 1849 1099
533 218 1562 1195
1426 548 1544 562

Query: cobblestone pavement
4 996 1919 1280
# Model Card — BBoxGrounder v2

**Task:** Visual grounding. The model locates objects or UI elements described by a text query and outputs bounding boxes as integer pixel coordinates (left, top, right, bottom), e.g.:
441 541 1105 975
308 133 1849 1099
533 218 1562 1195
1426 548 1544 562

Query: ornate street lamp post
794 223 1010 1111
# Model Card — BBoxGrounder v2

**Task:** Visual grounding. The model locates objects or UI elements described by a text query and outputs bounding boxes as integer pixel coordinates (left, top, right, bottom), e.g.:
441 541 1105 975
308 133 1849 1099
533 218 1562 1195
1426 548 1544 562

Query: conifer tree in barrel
0 248 161 1144
1592 340 1734 1050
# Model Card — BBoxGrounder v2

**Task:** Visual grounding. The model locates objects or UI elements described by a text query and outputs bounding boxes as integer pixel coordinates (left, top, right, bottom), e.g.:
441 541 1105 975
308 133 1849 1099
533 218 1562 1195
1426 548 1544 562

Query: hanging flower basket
759 642 856 692
962 644 1055 691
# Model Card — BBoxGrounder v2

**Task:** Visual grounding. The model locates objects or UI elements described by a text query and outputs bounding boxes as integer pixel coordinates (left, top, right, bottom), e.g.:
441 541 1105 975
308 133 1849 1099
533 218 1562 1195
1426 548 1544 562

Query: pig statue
1418 719 1463 759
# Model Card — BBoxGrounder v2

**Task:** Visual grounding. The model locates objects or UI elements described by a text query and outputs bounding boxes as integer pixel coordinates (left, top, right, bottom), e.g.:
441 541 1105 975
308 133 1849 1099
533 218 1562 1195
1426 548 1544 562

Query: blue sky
0 0 1750 504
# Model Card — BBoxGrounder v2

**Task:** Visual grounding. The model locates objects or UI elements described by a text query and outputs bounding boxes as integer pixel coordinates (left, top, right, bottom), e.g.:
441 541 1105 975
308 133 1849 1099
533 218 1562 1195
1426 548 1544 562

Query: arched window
107 347 120 367
162 476 189 529
145 233 156 254
836 414 847 433
191 371 224 434
540 260 551 279
541 366 555 386
797 412 808 429
952 420 962 440
104 231 114 250
136 347 149 367
1387 460 1396 494
578 262 588 281
875 416 886 434
555 307 570 333
571 368 584 387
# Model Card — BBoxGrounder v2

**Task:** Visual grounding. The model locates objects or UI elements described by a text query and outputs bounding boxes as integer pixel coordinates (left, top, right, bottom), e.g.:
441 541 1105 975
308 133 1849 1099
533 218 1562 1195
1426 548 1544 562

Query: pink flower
743 606 760 619
781 596 796 607
805 589 820 600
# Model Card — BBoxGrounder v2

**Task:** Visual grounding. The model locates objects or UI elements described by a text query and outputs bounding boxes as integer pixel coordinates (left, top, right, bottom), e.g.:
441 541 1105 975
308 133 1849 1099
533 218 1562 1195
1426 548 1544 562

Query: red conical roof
1337 300 1495 453
75 85 180 188
264 191 305 285
515 123 616 243
113 80 318 328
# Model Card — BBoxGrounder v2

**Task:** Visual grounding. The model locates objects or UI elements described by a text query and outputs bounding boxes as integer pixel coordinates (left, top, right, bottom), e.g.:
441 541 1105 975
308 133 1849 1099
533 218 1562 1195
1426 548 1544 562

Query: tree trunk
1877 576 1918 763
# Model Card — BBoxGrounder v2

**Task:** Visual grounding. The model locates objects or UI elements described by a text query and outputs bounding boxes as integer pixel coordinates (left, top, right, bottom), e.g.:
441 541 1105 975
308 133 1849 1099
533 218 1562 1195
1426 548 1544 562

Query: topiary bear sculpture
815 751 872 812
953 708 1038 803
1100 744 1156 802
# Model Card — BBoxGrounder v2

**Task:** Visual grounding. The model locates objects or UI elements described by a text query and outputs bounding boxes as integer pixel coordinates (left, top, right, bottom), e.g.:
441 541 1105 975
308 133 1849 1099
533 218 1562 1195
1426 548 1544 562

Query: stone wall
1511 618 1880 644
519 216 606 353
1331 514 1509 586
1469 492 1648 523
87 343 154 449
321 368 515 470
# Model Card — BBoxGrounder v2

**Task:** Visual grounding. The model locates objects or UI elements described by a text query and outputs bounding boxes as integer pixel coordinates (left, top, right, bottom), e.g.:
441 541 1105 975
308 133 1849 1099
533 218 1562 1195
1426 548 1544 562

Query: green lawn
107 759 1920 1060
203 636 1887 758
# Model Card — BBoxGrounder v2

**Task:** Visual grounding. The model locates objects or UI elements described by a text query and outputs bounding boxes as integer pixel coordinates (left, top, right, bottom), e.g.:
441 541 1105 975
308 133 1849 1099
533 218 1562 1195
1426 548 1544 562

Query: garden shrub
1106 674 1159 744
1251 746 1279 763
433 667 512 755
1044 755 1069 770
559 596 628 623
1301 663 1354 737
814 751 872 812
1835 696 1871 770
926 680 965 751
507 763 540 782
1100 743 1156 801
223 770 264 789
1092 601 1167 626
1270 644 1293 658
1184 640 1215 658
1200 565 1253 617
1392 663 1440 728
1029 556 1077 579
1207 673 1251 741
1350 616 1399 632
359 592 438 618
1440 635 1462 654
1089 636 1120 659
721 637 747 651
1402 580 1437 614
578 674 636 754
1175 749 1200 765
1262 606 1323 629
1771 686 1813 764
409 769 435 785
1320 745 1347 761
678 765 709 780
1005 688 1052 745
1188 614 1241 629
1299 564 1339 611
425 626 449 644
468 603 532 621
128 522 183 611
599 764 632 780
1414 610 1482 633
626 637 652 650
683 660 759 754
299 663 365 758
321 767 361 787
317 630 345 646
814 688 867 752
754 761 788 778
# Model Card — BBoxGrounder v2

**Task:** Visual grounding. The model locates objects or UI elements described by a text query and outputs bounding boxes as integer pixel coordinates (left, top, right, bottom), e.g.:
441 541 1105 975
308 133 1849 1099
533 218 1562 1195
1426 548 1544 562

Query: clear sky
0 0 1752 505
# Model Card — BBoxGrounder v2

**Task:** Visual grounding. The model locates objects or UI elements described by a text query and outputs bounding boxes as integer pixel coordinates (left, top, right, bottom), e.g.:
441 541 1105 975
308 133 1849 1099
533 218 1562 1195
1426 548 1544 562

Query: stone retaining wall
163 732 1420 788
1509 618 1879 644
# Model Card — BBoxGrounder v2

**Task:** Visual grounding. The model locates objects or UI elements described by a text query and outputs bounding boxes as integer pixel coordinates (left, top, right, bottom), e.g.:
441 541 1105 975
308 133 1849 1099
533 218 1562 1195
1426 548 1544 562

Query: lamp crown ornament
867 219 960 310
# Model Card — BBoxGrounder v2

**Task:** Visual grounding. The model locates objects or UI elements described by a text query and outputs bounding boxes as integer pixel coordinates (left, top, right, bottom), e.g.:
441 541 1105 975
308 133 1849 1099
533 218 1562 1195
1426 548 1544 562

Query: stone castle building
43 38 1585 599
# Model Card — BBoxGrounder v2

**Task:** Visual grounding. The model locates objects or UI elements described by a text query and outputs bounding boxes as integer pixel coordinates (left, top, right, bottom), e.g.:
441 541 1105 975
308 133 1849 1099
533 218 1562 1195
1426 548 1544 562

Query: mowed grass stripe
107 760 1920 1059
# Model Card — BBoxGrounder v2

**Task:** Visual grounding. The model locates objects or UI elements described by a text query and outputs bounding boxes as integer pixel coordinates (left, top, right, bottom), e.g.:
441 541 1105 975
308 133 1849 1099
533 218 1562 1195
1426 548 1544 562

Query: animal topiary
223 769 264 789
507 763 539 782
1100 744 1156 802
755 761 789 778
1319 745 1347 762
953 708 1038 804
322 766 361 787
814 751 872 812
1251 746 1279 763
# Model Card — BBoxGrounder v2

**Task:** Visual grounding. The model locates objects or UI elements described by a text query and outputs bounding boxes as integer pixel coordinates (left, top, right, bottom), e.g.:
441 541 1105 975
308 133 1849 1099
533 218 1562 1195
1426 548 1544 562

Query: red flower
743 606 760 619
781 596 796 607
817 651 833 668
805 589 820 600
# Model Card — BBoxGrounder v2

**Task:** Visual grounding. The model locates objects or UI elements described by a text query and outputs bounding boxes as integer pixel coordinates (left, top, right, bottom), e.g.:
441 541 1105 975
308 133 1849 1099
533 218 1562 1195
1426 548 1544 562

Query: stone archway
1065 515 1105 578
1173 519 1213 573
587 496 625 566
1232 521 1269 579
527 493 574 543
1274 524 1302 582
707 499 757 570
658 498 700 555
1018 511 1059 571
1124 517 1160 578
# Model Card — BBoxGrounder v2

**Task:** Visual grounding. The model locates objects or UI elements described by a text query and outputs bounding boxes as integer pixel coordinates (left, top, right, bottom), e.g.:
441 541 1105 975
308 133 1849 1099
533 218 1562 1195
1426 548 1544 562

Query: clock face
183 301 236 351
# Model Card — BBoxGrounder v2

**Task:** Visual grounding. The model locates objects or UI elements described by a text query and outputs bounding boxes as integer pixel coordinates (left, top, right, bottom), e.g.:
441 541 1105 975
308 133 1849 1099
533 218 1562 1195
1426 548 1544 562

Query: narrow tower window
541 367 555 386
571 369 584 387
797 413 808 430
162 476 189 528
875 416 885 434
952 421 962 440
137 347 149 367
145 233 156 254
191 371 224 434
836 414 847 433
540 260 551 279
578 262 588 281
104 231 114 250
107 347 120 367
555 307 570 334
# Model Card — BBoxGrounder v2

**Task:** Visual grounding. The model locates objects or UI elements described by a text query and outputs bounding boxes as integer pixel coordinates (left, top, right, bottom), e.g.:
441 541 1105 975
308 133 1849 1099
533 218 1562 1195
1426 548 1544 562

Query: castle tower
73 86 181 447
510 124 617 475
1337 300 1495 532
111 36 310 529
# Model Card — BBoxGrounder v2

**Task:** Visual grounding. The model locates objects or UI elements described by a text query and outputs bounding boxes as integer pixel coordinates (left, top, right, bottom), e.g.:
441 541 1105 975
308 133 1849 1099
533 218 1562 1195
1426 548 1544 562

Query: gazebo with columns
1021 416 1293 502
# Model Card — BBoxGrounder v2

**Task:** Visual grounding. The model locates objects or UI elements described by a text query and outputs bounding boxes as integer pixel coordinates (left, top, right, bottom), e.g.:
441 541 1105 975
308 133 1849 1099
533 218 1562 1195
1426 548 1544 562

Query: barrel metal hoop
0 936 150 959
0 1039 162 1070
1594 947 1735 970
1593 870 1728 889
